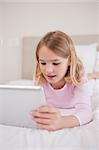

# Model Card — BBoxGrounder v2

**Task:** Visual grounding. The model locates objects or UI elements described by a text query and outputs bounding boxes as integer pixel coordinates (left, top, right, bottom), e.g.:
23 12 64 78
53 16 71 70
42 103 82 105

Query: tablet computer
0 85 46 128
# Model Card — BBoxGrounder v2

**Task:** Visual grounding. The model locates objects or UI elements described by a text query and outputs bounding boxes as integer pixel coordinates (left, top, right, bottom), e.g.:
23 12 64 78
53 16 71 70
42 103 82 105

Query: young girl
31 31 93 131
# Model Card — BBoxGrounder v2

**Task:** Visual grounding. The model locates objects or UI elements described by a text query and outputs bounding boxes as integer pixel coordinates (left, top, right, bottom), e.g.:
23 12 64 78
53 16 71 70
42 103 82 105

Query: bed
0 34 99 150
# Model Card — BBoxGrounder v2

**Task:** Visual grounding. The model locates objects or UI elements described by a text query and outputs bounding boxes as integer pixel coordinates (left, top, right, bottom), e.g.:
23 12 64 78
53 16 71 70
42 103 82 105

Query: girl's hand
31 105 64 131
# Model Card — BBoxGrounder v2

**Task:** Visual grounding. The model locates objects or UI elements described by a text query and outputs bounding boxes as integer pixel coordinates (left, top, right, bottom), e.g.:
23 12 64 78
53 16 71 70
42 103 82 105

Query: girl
31 31 93 131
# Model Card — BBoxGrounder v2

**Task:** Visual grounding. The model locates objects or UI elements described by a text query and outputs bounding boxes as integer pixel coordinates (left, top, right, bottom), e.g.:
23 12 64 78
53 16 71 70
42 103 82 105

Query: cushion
91 79 99 111
75 43 97 73
6 80 34 86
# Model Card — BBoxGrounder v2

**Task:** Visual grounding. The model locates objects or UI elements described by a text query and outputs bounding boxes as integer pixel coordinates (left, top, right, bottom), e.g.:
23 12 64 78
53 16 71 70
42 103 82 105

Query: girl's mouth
46 75 56 80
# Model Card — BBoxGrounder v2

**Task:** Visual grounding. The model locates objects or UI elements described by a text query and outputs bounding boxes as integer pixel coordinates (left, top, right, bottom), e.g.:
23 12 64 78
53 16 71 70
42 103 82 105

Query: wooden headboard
22 34 99 80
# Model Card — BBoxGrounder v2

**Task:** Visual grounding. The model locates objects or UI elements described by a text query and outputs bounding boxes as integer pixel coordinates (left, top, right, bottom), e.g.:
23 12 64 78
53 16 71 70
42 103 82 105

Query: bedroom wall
2 2 97 36
0 4 3 83
97 2 99 35
0 2 98 83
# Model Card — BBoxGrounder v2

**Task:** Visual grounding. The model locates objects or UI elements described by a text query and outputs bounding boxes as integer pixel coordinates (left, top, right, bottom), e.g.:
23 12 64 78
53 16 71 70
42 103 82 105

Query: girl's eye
53 63 61 65
40 62 46 65
40 62 61 65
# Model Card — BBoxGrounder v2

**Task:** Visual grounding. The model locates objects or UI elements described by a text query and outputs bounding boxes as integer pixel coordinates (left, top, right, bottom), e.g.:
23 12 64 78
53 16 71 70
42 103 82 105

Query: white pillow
75 43 97 73
91 79 99 111
6 80 33 86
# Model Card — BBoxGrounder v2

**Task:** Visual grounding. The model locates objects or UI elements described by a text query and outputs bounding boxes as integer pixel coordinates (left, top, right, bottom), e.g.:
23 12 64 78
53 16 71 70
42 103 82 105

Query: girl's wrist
60 116 67 129
61 115 80 128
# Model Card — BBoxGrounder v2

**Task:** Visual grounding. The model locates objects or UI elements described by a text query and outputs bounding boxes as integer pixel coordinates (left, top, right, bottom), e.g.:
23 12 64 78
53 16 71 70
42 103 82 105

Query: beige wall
2 2 97 36
0 5 3 83
97 2 99 45
97 2 99 34
0 2 98 83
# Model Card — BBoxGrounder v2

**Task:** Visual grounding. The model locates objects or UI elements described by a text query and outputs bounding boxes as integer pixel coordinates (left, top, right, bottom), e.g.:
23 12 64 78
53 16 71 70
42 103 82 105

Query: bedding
75 43 97 73
0 119 98 150
0 79 99 150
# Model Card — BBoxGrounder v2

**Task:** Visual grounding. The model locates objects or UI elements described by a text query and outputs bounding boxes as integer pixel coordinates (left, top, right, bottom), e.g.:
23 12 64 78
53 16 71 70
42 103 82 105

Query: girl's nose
45 64 53 74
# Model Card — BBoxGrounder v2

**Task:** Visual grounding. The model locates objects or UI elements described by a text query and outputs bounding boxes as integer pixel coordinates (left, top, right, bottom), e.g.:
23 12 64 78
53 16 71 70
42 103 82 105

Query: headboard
22 34 99 80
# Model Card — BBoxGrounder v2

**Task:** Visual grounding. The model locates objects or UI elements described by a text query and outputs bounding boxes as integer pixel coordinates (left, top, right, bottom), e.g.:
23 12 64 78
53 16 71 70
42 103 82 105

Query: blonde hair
34 31 84 85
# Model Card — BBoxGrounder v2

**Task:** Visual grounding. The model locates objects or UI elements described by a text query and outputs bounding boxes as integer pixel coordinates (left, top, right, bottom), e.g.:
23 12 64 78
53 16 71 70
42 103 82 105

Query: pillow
91 79 99 111
75 43 97 73
6 80 34 86
94 51 99 72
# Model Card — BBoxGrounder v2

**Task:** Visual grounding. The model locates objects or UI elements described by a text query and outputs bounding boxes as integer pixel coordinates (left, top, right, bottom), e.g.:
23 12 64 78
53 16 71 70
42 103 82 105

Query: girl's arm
31 105 80 131
61 115 80 128
31 79 93 131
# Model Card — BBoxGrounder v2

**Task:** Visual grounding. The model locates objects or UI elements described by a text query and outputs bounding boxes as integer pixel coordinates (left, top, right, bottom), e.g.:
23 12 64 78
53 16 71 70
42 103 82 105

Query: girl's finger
38 123 56 131
37 105 58 113
33 117 51 125
33 111 55 119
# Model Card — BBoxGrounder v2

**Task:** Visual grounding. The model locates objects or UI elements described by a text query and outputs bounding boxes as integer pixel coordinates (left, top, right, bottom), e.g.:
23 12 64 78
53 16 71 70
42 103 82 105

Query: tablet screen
0 85 46 128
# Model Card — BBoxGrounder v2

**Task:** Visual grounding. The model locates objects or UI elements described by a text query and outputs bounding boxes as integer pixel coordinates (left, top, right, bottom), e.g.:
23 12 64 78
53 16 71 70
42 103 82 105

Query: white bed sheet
0 79 99 150
0 118 98 150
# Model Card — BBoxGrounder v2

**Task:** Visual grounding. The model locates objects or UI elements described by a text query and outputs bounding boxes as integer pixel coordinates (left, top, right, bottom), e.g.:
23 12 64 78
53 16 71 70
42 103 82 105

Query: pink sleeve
72 80 93 125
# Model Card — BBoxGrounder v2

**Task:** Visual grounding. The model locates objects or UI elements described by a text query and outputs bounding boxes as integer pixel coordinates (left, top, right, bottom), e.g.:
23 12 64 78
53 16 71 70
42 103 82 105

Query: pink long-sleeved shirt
43 79 93 126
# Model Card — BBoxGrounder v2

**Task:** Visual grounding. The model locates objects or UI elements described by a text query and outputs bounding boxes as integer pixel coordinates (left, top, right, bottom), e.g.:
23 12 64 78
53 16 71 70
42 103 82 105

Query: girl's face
38 46 69 89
